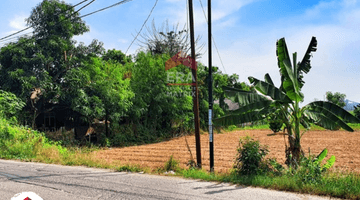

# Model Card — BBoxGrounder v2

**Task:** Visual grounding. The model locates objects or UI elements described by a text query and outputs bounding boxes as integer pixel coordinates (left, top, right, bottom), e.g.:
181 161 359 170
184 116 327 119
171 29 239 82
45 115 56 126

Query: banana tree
214 37 360 166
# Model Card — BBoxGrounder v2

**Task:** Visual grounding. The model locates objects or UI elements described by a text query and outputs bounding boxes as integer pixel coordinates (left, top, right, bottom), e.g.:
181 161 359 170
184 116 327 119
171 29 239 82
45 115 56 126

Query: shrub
164 155 180 172
0 90 25 121
227 125 237 131
289 148 335 185
269 120 283 133
233 136 269 175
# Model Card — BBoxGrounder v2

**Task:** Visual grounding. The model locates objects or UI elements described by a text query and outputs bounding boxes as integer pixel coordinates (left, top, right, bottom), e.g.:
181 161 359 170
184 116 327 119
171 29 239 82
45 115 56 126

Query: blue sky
1 0 360 106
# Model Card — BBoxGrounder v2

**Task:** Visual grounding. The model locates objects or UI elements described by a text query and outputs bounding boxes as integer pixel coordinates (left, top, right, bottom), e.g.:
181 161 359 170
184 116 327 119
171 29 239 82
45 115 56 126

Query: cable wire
79 0 133 18
125 0 158 54
198 0 227 74
0 0 91 42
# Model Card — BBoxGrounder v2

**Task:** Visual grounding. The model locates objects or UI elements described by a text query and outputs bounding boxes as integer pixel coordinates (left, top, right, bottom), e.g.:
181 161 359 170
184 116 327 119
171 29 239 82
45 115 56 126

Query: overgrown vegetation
1 116 360 199
0 0 252 147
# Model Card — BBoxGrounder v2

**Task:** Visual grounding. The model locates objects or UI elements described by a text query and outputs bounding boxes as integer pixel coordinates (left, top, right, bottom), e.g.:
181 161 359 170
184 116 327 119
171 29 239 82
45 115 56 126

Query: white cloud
9 15 27 30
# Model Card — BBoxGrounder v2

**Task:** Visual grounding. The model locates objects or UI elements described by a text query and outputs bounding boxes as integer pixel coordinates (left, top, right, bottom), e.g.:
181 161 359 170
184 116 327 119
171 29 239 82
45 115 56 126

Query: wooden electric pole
188 0 201 168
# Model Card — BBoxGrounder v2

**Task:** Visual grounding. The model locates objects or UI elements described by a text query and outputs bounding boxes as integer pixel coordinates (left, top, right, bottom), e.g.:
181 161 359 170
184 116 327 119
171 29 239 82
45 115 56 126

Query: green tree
326 91 346 108
214 37 360 166
126 52 193 141
0 0 91 128
64 57 133 137
102 49 132 65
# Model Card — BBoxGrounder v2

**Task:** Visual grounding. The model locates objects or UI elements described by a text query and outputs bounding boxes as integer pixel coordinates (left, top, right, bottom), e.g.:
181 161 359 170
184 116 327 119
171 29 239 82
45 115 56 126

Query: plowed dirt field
94 130 360 173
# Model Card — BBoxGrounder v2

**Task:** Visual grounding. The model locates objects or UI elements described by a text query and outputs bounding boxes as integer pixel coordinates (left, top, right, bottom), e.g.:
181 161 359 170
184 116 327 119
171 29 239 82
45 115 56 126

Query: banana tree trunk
285 125 303 167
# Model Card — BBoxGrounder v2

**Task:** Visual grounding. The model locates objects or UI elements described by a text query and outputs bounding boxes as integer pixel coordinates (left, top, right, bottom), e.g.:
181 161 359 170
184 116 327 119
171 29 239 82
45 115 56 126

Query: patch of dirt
94 130 360 173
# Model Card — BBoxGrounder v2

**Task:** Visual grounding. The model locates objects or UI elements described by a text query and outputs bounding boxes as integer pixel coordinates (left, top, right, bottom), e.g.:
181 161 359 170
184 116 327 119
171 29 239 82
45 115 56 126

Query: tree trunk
285 126 303 167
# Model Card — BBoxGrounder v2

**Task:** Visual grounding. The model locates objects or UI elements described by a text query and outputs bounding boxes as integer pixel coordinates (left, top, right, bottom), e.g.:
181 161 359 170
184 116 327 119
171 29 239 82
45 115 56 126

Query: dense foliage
0 0 250 146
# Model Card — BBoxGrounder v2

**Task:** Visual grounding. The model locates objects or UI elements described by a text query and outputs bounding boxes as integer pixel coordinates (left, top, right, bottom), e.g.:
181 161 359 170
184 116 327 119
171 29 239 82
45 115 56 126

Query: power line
198 0 227 74
76 0 96 13
79 0 133 18
0 31 33 45
125 0 158 54
0 0 91 42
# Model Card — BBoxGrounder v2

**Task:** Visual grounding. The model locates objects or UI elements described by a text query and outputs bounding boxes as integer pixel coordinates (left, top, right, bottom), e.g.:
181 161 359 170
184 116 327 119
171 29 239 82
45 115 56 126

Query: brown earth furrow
94 130 360 173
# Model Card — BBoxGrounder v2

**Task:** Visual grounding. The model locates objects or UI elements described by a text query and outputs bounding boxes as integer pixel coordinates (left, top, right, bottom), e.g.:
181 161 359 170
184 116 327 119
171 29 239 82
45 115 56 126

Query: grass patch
176 168 360 200
349 123 360 130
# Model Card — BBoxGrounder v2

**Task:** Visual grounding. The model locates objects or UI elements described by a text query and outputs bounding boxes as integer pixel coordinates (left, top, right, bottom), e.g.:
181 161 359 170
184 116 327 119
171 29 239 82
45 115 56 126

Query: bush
269 121 283 133
233 136 269 175
227 125 237 131
0 90 25 121
288 148 335 185
164 155 180 172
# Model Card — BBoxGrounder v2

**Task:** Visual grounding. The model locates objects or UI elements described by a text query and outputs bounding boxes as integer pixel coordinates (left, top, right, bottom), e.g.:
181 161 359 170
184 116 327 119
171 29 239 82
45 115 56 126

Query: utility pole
208 0 214 172
188 0 201 168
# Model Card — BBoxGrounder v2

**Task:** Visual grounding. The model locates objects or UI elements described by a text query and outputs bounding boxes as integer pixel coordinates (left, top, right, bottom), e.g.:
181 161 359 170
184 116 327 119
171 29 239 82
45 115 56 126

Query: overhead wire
198 0 227 74
0 32 33 45
0 0 91 43
125 0 158 54
79 0 133 18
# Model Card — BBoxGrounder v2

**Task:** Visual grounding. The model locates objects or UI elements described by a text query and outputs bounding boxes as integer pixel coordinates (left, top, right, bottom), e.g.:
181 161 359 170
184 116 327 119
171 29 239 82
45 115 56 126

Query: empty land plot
94 130 360 173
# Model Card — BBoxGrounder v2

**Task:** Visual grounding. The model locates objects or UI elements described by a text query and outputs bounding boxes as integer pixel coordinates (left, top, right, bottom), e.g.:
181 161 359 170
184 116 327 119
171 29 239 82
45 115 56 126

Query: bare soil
94 130 360 173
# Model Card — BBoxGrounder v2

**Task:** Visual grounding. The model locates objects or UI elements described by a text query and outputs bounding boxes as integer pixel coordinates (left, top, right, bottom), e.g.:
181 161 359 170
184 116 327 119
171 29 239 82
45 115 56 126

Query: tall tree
0 0 90 128
326 91 346 108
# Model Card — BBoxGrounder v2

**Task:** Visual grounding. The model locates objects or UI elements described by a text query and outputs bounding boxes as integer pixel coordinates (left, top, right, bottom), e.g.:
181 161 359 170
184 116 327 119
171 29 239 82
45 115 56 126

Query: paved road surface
0 159 339 200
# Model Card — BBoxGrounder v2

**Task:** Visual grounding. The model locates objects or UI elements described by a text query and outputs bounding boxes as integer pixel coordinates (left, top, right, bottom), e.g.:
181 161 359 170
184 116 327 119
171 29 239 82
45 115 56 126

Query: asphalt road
0 159 339 200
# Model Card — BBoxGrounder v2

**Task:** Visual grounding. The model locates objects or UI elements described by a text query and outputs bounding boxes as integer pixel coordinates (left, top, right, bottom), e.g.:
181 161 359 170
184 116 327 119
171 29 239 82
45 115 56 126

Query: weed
116 164 142 172
227 125 237 132
164 155 180 172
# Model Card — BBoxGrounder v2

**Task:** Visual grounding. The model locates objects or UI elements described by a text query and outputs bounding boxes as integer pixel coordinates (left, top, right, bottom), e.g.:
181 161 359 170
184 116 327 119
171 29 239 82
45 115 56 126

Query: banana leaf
316 148 328 163
307 101 360 123
264 73 274 86
222 86 268 106
304 109 353 132
298 37 317 75
213 107 272 126
248 76 292 103
230 100 273 115
323 155 335 170
277 38 303 102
